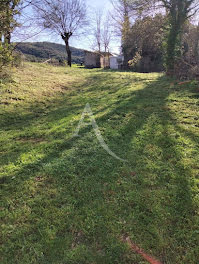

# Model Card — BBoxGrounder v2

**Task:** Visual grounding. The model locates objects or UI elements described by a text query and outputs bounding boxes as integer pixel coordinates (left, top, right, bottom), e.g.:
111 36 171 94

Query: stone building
84 51 112 69
84 51 101 68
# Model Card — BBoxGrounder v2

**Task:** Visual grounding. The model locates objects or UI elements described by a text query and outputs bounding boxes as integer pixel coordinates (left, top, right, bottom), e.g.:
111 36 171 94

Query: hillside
1 63 199 264
16 42 85 64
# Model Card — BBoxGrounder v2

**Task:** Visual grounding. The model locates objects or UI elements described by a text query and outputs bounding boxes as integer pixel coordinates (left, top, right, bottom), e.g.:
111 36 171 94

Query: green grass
0 63 199 264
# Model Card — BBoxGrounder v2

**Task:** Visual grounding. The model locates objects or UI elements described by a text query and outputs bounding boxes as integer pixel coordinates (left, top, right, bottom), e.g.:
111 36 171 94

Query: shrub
12 51 25 67
0 43 13 68
0 44 13 80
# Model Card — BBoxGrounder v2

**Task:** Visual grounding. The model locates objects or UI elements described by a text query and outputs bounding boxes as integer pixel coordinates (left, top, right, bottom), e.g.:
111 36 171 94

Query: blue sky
13 0 198 53
14 0 119 53
89 0 112 10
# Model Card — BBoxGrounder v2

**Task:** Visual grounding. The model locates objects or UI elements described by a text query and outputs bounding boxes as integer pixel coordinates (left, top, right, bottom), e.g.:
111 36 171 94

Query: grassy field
0 63 199 264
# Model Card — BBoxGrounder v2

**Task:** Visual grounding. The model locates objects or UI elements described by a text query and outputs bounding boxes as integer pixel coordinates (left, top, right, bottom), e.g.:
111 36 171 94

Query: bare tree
33 0 88 67
110 0 133 67
91 11 113 54
92 10 103 53
102 14 112 54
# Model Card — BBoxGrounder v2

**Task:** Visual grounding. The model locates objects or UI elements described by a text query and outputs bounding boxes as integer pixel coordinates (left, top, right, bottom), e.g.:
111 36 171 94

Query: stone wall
85 52 100 68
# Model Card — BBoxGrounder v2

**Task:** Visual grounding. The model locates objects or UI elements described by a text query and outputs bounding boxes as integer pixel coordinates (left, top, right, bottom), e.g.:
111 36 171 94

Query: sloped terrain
1 63 199 264
16 42 85 64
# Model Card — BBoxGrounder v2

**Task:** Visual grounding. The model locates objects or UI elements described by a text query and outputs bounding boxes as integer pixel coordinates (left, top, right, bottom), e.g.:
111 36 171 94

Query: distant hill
15 42 85 64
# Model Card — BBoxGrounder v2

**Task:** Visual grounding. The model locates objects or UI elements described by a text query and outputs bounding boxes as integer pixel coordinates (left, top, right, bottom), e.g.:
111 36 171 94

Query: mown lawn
0 63 199 264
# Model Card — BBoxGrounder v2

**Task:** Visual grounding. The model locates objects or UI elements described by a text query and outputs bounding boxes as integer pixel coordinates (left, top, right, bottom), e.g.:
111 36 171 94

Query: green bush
12 51 25 67
0 43 13 79
0 44 13 67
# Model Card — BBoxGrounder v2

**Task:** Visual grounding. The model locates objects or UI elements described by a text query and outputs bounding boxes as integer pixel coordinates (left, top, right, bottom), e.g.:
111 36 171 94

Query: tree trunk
166 27 178 75
123 49 130 69
195 23 199 64
64 38 72 67
61 33 72 67
5 31 11 45
122 14 131 70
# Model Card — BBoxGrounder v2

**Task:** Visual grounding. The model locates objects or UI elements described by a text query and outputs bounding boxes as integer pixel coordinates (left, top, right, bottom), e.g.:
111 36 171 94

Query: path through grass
1 63 199 263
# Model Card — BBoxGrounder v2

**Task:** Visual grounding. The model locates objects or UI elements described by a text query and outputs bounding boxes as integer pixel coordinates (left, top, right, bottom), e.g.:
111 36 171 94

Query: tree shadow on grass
1 72 198 264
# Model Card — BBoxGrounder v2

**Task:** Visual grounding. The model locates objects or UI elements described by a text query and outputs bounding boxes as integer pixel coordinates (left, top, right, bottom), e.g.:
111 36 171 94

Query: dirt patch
122 236 162 264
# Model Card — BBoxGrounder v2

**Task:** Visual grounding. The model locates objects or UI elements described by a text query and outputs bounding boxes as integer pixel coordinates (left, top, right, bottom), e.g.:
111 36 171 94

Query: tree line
114 0 199 77
0 0 199 78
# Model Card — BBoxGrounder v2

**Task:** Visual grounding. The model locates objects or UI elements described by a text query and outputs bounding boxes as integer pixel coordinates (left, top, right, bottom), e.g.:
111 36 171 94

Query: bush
0 43 13 68
174 59 199 80
12 51 25 67
128 52 142 70
0 43 13 81
0 45 25 82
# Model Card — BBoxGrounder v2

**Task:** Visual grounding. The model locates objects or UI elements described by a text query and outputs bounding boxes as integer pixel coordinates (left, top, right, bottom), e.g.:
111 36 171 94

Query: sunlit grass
1 63 199 264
